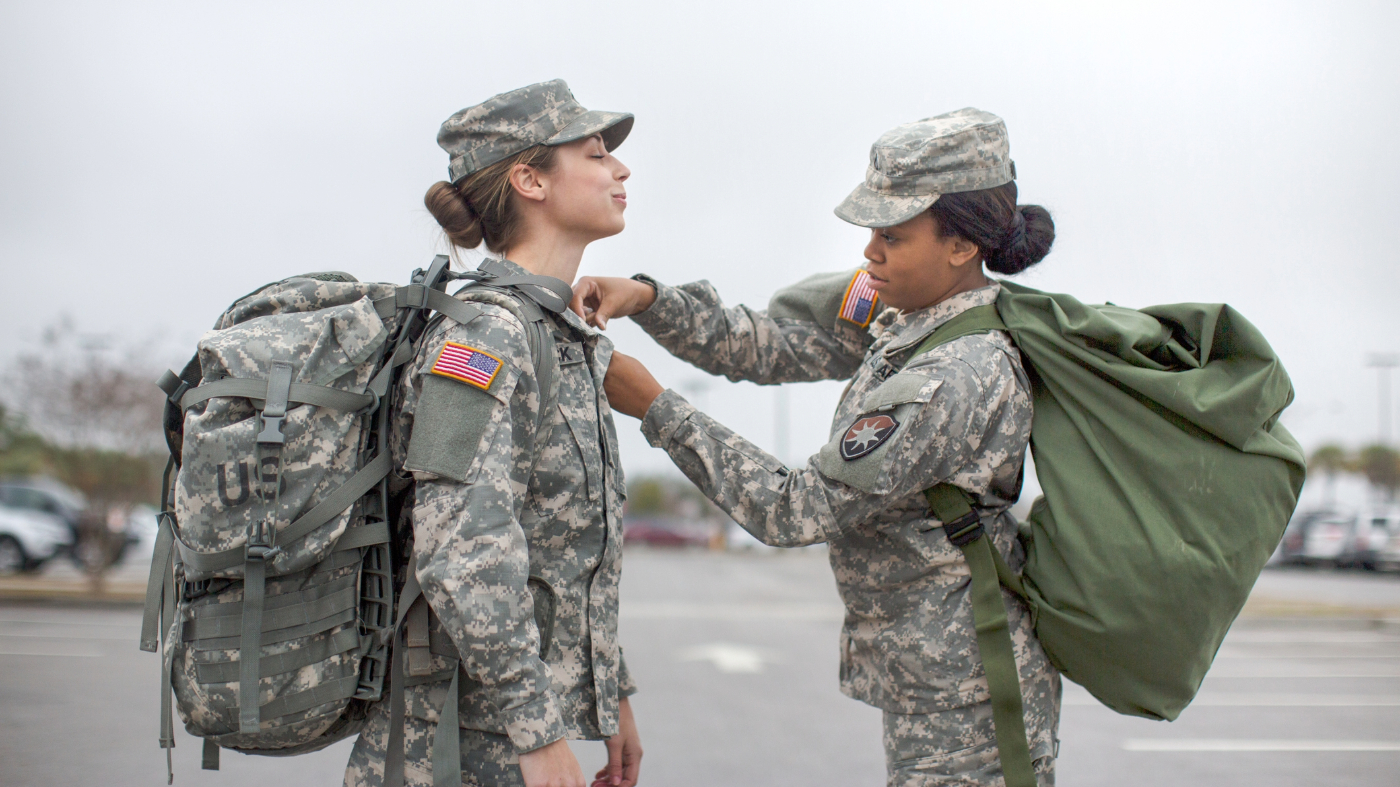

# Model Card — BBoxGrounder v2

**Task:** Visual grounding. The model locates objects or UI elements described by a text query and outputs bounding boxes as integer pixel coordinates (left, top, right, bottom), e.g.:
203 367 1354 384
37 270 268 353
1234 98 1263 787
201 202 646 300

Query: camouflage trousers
344 700 523 787
883 679 1061 787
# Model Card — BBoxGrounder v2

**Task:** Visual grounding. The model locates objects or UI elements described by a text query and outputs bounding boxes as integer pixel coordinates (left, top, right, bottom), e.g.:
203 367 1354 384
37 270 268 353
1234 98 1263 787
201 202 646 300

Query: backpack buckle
255 414 285 445
942 512 985 548
245 520 280 560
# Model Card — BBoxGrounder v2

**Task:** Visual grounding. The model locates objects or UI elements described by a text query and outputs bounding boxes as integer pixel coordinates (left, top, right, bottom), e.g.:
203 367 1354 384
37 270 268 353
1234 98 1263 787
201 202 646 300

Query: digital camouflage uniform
632 270 1060 786
345 259 634 786
347 79 635 787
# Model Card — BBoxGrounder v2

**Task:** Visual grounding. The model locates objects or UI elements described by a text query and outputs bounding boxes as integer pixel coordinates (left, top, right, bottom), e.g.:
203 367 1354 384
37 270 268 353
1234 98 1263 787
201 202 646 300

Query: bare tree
2 316 165 456
0 318 167 589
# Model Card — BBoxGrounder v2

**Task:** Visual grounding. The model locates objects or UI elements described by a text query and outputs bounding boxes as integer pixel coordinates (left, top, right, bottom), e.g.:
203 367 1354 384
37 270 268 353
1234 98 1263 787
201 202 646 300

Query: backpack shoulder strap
906 303 1007 365
449 283 562 429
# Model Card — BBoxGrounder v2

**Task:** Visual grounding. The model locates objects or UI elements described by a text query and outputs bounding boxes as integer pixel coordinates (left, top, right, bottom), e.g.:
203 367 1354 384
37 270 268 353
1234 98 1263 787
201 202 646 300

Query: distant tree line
625 474 727 521
1308 443 1400 499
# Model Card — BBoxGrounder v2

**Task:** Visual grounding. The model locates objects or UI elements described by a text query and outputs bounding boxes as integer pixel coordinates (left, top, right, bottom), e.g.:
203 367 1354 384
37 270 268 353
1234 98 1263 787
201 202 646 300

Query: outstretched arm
572 270 880 384
604 348 1027 548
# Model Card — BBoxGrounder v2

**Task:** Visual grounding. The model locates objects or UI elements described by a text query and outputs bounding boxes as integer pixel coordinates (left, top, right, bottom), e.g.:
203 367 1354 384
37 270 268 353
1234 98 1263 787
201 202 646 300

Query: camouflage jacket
390 259 633 753
633 270 1056 713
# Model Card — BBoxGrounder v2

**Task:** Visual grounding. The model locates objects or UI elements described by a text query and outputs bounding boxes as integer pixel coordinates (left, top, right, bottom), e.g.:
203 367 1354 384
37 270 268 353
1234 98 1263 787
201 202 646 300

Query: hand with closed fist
569 276 656 330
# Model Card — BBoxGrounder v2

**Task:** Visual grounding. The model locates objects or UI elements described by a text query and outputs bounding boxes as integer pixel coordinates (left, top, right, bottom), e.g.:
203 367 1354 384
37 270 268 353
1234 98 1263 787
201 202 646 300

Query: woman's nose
863 236 883 263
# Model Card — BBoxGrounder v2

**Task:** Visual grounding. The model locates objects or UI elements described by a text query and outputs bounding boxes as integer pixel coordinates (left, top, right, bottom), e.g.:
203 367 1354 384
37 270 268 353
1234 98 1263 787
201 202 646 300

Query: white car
1300 512 1354 565
0 506 73 574
1371 513 1400 572
1342 510 1400 570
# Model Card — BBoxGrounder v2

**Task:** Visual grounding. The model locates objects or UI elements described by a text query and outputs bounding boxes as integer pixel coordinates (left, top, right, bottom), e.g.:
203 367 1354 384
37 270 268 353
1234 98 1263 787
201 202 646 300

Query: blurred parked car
1272 509 1324 565
1380 526 1400 573
1346 509 1400 571
0 506 72 574
623 519 712 548
0 477 87 553
1300 511 1356 566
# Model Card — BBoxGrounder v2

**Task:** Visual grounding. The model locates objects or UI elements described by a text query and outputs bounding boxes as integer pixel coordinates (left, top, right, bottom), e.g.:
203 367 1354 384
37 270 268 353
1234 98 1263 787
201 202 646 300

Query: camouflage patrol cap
438 79 634 183
835 108 1015 228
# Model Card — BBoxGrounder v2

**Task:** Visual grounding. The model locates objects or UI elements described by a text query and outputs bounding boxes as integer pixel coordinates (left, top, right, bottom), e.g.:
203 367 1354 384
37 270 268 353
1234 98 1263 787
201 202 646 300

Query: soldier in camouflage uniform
574 109 1060 786
345 80 642 787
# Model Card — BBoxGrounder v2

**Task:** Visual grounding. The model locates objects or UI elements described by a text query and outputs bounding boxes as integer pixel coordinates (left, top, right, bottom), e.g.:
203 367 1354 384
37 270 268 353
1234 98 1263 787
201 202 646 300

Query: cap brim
546 110 634 152
833 182 938 228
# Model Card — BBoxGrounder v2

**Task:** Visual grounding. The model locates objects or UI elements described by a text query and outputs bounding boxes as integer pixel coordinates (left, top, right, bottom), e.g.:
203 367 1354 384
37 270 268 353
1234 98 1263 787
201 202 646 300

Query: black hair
928 181 1054 275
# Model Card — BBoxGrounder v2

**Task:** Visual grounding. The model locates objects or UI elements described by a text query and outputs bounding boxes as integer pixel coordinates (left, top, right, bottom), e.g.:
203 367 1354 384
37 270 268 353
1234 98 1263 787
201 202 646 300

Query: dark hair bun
424 181 484 249
985 205 1054 275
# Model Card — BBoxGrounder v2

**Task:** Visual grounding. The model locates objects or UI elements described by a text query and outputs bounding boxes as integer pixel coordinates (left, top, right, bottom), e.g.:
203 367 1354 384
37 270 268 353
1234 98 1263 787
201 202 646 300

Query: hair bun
986 204 1054 275
424 180 485 250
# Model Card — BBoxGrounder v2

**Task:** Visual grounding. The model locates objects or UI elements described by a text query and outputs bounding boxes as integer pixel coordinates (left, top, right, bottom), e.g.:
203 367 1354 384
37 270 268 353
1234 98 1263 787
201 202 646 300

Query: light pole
1367 354 1400 446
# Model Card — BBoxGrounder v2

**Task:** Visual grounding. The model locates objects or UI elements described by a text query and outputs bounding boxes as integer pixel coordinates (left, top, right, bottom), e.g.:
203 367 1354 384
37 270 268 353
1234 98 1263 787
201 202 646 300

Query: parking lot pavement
2 549 1398 786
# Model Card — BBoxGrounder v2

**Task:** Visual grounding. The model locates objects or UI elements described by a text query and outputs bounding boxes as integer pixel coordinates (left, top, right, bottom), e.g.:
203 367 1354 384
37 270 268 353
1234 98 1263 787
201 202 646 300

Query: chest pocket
556 362 604 502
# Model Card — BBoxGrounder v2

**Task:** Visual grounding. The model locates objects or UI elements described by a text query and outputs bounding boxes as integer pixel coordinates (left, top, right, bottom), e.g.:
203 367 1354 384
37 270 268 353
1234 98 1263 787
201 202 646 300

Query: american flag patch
430 341 503 390
839 271 879 327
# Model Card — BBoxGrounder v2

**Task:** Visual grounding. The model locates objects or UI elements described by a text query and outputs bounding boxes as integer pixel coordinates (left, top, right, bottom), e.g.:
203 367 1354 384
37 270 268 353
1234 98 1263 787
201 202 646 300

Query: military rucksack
140 255 570 782
910 281 1305 787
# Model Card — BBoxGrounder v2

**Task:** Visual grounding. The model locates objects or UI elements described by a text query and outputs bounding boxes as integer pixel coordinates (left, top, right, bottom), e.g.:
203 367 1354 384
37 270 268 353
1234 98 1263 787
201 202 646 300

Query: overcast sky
2 0 1397 480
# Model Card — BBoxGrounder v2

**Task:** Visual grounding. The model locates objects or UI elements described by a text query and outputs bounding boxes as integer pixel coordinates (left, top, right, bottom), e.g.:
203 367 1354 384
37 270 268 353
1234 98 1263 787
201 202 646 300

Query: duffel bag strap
924 483 1037 787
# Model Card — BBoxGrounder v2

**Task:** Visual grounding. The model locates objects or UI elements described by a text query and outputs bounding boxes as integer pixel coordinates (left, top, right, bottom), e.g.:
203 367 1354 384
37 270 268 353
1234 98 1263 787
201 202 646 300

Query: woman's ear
510 163 548 203
947 236 982 268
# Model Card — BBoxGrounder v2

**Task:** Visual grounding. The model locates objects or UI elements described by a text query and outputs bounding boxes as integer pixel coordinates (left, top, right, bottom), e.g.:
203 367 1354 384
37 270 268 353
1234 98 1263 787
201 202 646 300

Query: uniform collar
880 281 1001 356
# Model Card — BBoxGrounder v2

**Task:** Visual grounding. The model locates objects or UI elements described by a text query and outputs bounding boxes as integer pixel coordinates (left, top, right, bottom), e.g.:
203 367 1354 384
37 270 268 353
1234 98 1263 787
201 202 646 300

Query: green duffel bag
914 280 1305 787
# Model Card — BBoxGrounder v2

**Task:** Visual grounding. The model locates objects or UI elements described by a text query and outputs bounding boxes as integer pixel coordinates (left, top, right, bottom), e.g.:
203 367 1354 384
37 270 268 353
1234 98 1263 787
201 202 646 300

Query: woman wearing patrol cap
575 109 1060 785
345 80 642 787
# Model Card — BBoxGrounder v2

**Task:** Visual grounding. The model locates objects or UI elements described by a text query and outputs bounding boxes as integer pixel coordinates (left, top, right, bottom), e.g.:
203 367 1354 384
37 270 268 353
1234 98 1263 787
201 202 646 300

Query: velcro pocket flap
858 371 936 412
405 372 513 484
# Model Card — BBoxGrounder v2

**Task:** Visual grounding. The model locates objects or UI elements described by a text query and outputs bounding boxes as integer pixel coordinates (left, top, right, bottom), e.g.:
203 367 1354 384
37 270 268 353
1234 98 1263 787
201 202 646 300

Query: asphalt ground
1 550 1398 786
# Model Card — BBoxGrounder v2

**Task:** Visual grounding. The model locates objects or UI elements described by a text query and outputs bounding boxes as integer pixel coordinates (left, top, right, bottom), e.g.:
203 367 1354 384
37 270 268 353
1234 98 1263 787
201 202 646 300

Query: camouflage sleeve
618 648 637 698
404 305 567 753
639 339 1028 547
629 269 876 384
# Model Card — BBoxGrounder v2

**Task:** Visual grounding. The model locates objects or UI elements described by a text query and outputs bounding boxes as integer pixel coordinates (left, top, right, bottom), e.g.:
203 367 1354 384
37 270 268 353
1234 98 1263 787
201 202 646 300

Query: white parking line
1205 671 1400 678
0 631 133 641
0 618 136 627
1066 693 1400 707
1222 633 1400 644
621 602 844 621
1123 739 1400 752
0 649 101 658
1215 649 1400 655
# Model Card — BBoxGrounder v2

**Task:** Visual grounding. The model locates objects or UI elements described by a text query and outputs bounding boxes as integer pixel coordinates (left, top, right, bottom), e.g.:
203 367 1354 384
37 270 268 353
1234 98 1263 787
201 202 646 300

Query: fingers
601 737 625 786
569 278 599 321
621 748 641 787
592 290 634 330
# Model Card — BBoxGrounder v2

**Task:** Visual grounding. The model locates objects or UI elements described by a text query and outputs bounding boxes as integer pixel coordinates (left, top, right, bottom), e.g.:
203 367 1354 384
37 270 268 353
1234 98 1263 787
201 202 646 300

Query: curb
0 578 146 607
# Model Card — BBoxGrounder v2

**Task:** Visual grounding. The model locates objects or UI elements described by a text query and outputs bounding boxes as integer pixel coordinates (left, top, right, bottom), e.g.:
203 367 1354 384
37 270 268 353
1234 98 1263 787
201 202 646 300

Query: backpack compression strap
908 303 1039 787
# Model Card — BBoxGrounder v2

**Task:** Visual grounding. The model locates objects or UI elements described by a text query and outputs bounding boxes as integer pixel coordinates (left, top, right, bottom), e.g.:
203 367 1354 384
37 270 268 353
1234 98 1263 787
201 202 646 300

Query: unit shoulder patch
839 270 880 327
430 341 503 391
839 413 900 461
